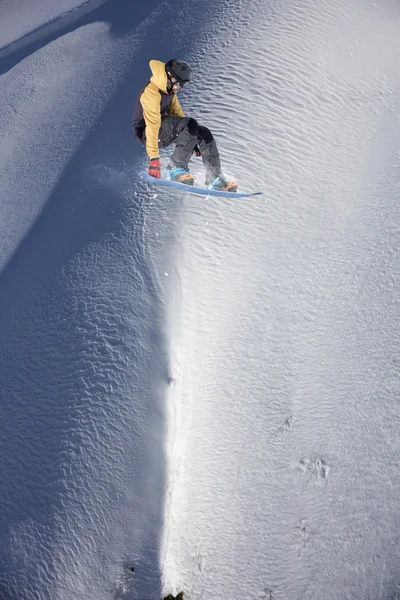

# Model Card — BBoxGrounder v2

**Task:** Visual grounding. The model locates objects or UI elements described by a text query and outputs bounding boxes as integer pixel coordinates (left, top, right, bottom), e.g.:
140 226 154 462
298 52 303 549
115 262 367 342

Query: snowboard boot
167 167 195 186
208 175 238 193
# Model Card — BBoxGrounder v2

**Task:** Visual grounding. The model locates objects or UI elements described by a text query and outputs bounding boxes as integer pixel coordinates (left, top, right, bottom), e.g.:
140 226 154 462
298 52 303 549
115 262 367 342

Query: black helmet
165 59 192 86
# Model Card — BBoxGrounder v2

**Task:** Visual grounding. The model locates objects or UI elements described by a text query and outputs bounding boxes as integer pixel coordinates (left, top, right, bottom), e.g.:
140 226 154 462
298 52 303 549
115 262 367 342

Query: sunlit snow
1 0 399 599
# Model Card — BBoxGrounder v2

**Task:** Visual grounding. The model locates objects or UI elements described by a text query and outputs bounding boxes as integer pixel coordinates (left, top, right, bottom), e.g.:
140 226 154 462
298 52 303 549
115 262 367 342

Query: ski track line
0 0 110 60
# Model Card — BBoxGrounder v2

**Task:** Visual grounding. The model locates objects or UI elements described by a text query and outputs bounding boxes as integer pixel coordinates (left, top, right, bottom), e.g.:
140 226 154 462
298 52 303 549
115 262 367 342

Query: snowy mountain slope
160 0 400 599
0 0 221 598
0 0 399 599
0 0 109 53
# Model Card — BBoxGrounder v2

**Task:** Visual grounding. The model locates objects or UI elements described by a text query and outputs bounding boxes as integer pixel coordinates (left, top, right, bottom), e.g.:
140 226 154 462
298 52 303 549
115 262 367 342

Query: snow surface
0 0 109 53
1 0 400 599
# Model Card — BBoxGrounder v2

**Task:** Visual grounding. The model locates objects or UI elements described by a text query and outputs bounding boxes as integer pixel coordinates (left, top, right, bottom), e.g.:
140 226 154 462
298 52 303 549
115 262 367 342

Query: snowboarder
132 59 237 192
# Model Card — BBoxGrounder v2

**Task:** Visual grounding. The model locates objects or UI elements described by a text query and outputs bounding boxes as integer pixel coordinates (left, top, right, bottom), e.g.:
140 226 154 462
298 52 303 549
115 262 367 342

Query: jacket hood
149 60 169 94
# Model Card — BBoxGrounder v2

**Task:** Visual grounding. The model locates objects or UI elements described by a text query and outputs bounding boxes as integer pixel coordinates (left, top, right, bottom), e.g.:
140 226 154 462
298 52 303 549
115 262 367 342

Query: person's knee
179 117 199 136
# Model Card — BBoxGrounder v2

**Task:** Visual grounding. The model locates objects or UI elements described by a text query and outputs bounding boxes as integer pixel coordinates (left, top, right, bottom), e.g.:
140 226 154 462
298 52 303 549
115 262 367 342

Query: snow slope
0 0 109 53
161 1 400 599
1 0 400 599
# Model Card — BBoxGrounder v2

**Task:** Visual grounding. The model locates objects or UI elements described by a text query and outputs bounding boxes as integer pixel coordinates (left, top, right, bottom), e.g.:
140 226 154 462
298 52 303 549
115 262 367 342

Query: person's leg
159 118 221 177
158 117 237 190
196 125 222 185
157 116 197 183
196 124 238 191
167 117 199 169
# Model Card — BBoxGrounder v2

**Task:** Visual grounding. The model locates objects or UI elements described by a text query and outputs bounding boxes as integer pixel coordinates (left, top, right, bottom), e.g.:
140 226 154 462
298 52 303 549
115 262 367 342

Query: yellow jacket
137 60 185 158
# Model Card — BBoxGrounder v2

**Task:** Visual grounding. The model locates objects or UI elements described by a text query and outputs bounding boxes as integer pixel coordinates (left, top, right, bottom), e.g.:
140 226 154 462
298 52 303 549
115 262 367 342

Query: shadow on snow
0 0 194 598
0 0 163 74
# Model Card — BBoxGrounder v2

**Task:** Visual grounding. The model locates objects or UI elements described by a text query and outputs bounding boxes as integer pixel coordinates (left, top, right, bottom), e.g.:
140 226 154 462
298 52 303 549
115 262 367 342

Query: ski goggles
167 73 189 89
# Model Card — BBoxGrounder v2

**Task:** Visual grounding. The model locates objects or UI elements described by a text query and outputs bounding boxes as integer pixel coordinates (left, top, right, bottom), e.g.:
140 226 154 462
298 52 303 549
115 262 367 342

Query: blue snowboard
143 173 262 199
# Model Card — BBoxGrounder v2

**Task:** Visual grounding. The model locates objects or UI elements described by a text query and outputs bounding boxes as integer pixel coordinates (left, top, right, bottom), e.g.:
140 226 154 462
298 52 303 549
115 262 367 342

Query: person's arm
140 84 162 159
168 94 185 118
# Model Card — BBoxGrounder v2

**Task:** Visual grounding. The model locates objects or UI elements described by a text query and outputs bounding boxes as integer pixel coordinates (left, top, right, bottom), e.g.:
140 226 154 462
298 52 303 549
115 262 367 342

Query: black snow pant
142 116 222 185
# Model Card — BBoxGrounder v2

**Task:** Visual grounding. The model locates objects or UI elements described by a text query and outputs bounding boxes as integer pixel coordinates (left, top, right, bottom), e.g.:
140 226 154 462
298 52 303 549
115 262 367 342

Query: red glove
193 145 201 157
148 158 161 179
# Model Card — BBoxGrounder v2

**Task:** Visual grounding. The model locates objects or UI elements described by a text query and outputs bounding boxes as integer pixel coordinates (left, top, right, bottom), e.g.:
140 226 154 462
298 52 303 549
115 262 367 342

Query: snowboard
142 173 262 199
